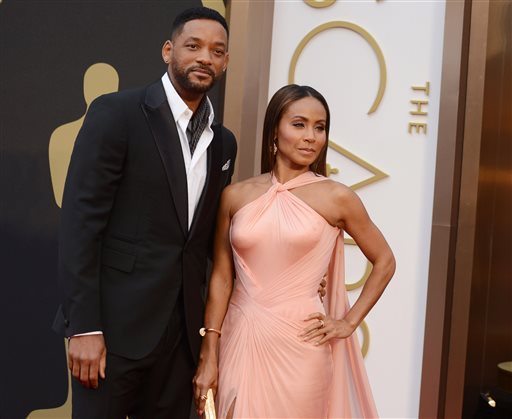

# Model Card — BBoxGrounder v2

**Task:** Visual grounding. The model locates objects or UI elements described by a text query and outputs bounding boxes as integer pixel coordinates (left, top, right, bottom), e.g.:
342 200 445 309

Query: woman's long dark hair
260 84 330 176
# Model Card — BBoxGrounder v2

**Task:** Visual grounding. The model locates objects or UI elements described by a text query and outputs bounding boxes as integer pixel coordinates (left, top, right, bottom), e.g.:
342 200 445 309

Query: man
53 7 236 418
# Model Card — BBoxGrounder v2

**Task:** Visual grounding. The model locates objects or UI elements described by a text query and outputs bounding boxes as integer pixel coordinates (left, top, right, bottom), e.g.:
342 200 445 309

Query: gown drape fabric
217 171 378 418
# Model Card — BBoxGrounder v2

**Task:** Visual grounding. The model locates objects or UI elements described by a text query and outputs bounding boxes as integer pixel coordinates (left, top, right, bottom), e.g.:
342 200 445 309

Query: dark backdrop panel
0 1 226 417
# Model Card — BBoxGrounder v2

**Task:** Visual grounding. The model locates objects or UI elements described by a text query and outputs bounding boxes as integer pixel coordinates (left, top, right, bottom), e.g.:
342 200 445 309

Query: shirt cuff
71 331 103 338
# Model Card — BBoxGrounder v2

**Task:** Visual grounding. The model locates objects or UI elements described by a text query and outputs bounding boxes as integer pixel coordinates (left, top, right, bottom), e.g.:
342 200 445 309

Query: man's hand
68 334 107 389
317 274 327 301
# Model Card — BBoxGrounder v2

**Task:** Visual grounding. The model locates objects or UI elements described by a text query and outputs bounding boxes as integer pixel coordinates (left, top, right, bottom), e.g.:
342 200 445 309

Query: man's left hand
317 275 327 301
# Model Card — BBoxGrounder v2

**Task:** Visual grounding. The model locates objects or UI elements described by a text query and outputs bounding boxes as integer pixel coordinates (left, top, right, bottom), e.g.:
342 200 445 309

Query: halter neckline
270 171 325 190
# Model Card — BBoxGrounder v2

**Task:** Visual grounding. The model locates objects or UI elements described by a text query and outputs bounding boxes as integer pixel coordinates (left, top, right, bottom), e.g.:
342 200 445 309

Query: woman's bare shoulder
317 178 353 196
222 174 271 211
226 174 269 192
238 173 271 186
313 179 364 214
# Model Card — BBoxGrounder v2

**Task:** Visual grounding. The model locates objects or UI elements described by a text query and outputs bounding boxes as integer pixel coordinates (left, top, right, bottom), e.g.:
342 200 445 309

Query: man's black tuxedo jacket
53 80 237 361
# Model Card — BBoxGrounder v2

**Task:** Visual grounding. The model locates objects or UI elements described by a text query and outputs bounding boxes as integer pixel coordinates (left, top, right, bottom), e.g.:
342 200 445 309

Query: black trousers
71 299 195 419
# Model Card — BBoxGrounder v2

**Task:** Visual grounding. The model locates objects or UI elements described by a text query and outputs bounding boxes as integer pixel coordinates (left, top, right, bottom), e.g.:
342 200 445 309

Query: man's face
163 19 229 95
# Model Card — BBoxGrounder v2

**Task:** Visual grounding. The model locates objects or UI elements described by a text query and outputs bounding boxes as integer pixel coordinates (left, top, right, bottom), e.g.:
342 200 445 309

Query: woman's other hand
192 355 218 417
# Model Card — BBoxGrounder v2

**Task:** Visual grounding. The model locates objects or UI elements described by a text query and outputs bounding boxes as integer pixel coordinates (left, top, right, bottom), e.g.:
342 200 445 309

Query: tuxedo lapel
188 123 223 237
142 81 188 236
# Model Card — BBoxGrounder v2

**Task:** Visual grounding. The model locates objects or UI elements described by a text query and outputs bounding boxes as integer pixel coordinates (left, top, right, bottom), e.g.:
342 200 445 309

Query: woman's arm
302 185 395 344
193 185 236 415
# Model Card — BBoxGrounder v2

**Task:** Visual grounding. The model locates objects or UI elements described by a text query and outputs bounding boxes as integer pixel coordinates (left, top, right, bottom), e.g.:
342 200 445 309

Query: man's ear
223 51 230 72
162 40 172 64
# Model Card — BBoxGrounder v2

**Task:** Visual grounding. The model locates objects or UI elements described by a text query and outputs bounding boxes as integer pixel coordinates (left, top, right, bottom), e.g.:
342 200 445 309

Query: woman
193 85 395 418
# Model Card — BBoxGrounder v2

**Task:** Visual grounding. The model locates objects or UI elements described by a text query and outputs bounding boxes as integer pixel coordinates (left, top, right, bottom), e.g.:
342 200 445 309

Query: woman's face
274 96 327 170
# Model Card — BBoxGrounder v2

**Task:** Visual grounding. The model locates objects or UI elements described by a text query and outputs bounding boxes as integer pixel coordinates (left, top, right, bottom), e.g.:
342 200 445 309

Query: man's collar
160 73 215 123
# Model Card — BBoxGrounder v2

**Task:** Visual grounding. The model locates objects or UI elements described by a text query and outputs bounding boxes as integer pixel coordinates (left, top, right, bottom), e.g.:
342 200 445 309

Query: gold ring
319 319 325 328
200 394 208 401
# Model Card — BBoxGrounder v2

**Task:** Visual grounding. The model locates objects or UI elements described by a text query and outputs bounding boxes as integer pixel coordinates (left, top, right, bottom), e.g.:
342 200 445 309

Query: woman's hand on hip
299 312 357 345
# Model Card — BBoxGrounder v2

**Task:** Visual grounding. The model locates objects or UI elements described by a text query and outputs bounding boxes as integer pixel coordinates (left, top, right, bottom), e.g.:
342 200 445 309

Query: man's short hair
171 7 229 40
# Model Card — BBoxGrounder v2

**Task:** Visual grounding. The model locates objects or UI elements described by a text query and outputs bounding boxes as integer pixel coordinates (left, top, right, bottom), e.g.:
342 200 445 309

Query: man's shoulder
92 79 165 108
93 84 149 106
213 123 237 152
214 122 235 137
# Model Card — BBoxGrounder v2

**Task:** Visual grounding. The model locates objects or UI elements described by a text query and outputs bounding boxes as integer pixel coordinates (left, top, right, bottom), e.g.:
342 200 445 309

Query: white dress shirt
72 75 215 337
161 72 215 229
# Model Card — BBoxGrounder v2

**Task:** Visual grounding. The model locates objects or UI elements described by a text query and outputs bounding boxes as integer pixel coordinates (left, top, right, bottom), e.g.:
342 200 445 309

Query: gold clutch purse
204 388 216 419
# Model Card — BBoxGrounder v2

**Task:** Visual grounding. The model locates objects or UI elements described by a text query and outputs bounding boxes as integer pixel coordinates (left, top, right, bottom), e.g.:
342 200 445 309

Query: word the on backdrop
408 81 430 134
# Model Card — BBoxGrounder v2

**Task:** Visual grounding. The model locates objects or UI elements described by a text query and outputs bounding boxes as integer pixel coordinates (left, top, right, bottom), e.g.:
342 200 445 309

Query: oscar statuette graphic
28 63 119 419
49 63 119 208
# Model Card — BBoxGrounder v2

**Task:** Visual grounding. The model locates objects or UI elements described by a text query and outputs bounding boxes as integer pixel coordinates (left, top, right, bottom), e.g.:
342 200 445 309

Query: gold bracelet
199 327 222 337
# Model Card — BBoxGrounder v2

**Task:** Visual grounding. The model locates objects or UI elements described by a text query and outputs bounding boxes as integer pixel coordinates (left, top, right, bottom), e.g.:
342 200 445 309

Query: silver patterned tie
186 97 210 156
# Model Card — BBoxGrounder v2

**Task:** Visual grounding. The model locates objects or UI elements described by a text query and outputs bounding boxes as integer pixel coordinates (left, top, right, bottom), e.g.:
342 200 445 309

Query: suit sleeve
58 94 127 337
224 128 237 186
205 127 237 261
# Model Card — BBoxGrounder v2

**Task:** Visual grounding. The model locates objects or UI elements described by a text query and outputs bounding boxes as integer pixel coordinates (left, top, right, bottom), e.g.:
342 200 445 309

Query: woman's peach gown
217 172 378 418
